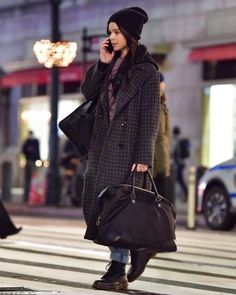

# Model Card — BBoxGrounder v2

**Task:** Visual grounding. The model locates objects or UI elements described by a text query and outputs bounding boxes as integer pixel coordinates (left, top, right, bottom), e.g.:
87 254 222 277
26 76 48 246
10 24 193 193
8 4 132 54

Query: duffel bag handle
127 166 161 201
145 170 174 206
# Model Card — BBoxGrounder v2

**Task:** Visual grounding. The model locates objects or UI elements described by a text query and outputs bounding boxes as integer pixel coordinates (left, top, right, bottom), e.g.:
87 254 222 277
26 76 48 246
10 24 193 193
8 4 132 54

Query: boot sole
92 281 128 290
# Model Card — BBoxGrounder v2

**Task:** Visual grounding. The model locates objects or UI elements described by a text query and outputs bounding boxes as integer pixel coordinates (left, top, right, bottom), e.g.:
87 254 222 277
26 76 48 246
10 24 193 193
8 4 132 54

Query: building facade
1 0 236 188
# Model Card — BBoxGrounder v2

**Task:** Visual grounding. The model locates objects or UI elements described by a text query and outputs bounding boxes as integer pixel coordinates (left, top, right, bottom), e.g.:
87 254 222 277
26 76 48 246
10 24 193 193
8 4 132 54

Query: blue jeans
109 247 129 264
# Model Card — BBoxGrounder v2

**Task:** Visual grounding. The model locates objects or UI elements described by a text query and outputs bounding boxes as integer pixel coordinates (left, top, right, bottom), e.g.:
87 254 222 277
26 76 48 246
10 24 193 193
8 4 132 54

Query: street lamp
33 0 77 205
33 39 77 68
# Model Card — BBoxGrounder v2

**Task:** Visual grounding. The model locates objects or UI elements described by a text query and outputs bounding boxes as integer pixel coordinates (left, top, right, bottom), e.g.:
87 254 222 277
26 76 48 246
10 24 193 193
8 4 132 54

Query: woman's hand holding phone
100 38 114 64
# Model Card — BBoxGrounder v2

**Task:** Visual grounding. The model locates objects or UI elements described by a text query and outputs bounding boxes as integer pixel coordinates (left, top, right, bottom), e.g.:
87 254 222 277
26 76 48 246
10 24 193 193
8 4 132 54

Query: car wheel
203 186 235 230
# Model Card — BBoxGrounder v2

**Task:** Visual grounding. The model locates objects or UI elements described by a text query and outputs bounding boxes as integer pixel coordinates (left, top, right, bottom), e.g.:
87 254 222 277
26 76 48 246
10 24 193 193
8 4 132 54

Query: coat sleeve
81 61 109 100
134 68 160 167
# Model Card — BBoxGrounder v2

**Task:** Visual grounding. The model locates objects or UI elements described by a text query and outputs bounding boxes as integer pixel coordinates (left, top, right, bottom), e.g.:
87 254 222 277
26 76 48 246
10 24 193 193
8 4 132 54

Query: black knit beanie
107 7 148 40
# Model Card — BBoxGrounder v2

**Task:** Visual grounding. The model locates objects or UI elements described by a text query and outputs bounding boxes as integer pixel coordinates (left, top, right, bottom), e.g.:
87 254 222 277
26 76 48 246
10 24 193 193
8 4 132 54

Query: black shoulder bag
94 170 177 252
58 98 97 160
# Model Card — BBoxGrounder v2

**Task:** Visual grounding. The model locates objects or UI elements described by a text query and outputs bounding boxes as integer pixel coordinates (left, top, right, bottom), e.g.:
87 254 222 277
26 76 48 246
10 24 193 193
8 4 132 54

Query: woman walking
81 7 160 290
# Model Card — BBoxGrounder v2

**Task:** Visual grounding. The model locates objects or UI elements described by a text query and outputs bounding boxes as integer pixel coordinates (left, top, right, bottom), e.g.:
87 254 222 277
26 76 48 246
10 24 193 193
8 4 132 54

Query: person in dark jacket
172 126 188 201
81 7 160 290
22 130 41 203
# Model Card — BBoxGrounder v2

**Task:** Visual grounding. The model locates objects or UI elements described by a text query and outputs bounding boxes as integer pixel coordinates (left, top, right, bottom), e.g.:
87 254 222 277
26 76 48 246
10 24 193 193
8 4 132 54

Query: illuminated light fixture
35 160 43 167
43 160 50 168
33 39 77 68
21 110 51 121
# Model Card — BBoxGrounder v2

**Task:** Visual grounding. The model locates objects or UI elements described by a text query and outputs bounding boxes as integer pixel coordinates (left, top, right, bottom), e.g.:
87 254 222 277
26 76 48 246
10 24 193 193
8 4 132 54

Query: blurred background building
0 0 236 192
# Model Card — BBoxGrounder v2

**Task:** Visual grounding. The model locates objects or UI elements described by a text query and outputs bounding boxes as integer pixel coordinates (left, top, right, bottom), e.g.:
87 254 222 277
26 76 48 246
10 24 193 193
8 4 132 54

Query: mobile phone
106 40 113 53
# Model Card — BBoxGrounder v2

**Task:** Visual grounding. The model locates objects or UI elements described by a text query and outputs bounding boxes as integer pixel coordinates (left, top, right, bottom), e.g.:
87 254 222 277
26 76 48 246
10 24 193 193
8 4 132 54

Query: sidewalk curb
5 202 206 228
5 203 84 219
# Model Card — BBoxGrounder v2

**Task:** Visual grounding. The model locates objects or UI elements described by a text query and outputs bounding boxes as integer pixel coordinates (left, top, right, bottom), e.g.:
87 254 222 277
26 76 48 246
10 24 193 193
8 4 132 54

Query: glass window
203 59 236 80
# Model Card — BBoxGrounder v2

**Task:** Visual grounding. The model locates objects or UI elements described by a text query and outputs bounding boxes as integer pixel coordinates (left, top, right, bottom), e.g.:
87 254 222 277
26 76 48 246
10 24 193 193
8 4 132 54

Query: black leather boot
93 261 128 290
127 249 157 282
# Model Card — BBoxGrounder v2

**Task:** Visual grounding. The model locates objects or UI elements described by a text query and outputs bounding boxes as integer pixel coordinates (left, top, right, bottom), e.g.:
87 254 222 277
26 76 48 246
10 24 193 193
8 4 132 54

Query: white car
197 158 236 230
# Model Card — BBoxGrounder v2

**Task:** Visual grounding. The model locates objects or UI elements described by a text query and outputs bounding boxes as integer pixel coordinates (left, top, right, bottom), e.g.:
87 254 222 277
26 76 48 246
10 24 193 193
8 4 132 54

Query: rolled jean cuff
109 247 129 264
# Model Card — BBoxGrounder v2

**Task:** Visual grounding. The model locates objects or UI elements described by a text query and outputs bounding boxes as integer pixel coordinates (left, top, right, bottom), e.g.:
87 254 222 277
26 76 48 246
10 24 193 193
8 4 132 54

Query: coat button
121 121 127 127
118 143 124 149
99 114 102 119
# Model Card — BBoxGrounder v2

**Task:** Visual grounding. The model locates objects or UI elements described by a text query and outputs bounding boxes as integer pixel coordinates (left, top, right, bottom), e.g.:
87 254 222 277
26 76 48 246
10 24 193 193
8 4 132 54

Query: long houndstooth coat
81 46 160 240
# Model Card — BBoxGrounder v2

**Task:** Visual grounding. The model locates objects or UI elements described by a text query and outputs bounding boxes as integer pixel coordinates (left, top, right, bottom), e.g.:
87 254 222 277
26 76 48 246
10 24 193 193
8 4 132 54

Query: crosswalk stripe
0 265 235 294
1 240 236 272
1 256 236 281
0 223 235 295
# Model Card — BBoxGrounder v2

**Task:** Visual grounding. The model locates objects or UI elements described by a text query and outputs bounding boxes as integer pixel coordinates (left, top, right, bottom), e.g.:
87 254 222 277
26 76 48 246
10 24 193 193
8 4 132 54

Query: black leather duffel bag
94 170 177 252
58 98 97 160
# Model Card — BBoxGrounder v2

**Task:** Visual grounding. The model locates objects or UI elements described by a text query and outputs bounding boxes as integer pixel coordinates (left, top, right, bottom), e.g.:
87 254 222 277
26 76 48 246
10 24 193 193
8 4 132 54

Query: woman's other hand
131 163 148 172
100 38 114 64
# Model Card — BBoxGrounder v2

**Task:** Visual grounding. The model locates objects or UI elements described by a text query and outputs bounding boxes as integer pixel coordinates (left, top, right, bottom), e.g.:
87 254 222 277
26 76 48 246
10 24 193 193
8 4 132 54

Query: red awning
0 63 92 88
189 44 236 61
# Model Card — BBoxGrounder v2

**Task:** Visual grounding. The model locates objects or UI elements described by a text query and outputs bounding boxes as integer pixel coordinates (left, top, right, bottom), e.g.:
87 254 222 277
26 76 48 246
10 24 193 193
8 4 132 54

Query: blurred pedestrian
22 130 41 203
0 198 22 239
81 7 160 290
153 72 171 201
60 139 83 207
172 126 190 201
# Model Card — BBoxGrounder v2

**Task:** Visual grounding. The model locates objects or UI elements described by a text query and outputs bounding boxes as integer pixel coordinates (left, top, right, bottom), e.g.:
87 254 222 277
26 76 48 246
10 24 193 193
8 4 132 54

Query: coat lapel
99 73 110 125
113 65 149 117
100 83 109 114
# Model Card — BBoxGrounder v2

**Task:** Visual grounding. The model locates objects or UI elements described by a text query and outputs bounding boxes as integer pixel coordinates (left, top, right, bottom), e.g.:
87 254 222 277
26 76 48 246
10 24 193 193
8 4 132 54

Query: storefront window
202 84 236 167
20 95 81 161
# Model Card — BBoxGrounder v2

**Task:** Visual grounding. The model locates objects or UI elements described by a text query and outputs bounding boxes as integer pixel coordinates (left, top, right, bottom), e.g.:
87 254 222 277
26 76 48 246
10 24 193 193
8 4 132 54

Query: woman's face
108 22 129 54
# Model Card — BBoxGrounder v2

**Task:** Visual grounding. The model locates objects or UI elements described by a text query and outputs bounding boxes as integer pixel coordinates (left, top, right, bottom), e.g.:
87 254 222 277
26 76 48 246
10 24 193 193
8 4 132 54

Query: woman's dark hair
119 26 138 62
110 26 139 97
161 92 167 102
